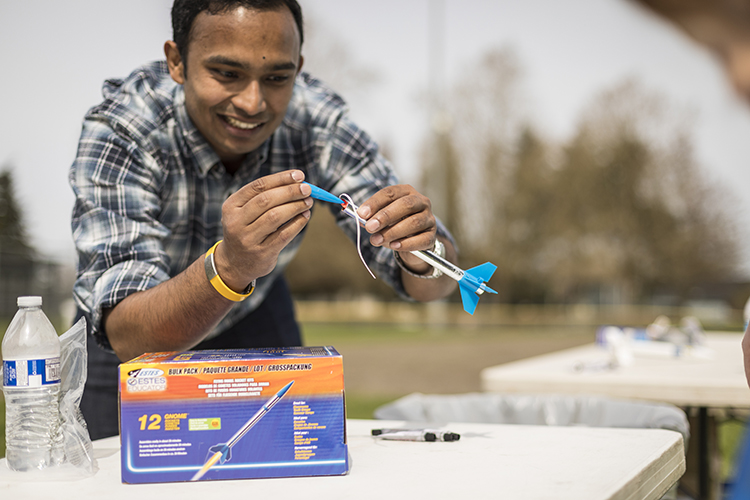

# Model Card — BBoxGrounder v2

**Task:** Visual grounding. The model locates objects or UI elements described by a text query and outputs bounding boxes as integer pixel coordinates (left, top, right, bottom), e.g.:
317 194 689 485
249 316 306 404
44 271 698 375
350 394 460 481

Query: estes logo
128 368 164 378
126 368 167 392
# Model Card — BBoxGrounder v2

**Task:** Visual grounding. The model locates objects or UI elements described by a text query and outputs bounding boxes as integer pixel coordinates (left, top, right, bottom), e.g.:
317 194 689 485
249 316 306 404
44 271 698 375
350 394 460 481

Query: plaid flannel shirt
70 60 450 349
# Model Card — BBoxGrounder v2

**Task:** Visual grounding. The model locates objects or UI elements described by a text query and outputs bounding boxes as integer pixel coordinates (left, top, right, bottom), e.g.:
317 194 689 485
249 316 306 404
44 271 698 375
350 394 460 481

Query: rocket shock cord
339 193 376 280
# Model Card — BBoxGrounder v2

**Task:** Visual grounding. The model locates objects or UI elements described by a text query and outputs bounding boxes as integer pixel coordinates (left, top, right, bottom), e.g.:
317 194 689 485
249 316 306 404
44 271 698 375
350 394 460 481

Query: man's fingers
217 200 311 287
229 170 307 207
225 195 312 249
261 210 312 249
253 198 313 240
358 185 408 221
361 187 429 231
358 185 435 250
224 172 311 233
373 224 436 251
374 206 429 238
217 170 312 286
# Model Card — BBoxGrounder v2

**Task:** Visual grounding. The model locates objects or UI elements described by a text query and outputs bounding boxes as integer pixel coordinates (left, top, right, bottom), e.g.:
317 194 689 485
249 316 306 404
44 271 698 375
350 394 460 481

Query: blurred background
1 0 749 482
1 0 749 311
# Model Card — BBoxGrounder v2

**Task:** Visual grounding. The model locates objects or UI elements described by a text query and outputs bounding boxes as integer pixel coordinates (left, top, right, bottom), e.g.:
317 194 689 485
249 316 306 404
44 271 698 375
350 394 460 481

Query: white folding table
481 332 749 499
0 418 684 500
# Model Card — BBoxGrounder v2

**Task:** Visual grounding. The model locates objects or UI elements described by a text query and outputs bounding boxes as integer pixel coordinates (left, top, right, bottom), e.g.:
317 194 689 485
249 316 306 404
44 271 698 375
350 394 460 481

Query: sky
1 0 749 274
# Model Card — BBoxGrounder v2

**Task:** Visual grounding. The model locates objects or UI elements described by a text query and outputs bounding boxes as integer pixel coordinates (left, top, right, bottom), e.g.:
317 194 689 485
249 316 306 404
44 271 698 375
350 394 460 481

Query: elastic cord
340 193 376 280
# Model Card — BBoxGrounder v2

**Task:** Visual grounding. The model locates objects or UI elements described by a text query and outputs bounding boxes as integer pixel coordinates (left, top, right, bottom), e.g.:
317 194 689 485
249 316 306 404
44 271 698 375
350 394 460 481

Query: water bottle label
2 357 61 388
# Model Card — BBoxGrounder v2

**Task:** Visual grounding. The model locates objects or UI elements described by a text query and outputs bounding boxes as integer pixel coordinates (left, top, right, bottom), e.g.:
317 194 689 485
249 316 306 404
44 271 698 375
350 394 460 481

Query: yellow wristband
204 241 255 302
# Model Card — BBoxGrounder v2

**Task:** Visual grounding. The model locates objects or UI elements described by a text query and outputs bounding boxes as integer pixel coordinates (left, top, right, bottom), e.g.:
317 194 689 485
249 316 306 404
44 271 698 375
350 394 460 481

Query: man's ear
164 40 185 84
297 55 304 75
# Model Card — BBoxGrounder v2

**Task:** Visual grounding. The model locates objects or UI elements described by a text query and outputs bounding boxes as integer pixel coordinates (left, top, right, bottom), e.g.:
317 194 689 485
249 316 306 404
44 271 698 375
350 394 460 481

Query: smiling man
69 0 457 439
171 6 300 170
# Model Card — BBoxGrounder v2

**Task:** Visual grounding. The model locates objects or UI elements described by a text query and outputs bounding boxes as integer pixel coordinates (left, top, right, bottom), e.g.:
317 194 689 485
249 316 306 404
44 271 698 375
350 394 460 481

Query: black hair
171 0 304 64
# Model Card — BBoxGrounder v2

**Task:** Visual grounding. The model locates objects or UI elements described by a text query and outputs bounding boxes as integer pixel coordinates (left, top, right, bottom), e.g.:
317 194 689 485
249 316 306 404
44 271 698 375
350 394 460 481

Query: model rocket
304 182 498 315
190 380 294 481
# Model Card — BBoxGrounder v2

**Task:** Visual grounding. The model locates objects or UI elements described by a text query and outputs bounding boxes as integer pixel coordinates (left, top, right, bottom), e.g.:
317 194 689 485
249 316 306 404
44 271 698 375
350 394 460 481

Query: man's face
166 7 302 169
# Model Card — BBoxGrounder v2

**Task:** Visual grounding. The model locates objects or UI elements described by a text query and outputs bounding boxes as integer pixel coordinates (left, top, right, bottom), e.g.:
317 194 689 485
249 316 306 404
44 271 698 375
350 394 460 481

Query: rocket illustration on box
304 182 498 315
191 381 295 481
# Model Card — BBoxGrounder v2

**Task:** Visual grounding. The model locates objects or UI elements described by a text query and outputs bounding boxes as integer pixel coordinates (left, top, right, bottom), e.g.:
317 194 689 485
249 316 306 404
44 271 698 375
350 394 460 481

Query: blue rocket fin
458 262 498 314
466 262 497 284
459 284 481 315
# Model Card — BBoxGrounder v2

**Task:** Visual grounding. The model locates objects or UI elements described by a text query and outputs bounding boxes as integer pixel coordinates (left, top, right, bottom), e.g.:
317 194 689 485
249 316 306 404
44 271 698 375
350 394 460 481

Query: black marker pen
371 428 460 442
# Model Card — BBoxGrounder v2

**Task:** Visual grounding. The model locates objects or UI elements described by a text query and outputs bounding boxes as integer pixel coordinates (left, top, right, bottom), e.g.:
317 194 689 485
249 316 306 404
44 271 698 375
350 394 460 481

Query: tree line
0 168 68 317
288 46 742 306
2 40 740 308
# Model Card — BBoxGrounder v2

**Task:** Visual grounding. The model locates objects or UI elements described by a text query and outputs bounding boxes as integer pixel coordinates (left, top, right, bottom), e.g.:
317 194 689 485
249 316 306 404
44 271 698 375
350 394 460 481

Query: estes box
118 346 348 484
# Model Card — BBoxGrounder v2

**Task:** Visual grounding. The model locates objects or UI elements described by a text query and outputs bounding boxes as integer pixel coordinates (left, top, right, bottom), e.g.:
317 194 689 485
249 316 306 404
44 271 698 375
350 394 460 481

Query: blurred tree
642 135 740 295
294 26 742 306
419 47 527 264
284 18 401 299
301 16 381 101
542 130 655 302
537 81 740 302
0 166 38 314
422 59 741 304
0 168 35 256
502 127 555 302
419 126 462 241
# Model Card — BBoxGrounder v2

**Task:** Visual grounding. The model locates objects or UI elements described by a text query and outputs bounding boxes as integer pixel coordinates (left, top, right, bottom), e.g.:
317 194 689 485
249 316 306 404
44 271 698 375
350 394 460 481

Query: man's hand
357 185 436 272
105 169 311 361
356 184 457 300
214 170 312 293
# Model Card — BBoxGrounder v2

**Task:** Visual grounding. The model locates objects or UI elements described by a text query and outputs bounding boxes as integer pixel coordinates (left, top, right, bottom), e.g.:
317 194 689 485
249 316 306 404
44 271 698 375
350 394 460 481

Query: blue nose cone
303 182 343 205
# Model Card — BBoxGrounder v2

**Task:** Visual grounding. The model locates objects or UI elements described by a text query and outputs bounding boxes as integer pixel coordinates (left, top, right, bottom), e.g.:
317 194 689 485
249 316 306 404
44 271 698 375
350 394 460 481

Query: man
70 0 457 439
632 0 750 387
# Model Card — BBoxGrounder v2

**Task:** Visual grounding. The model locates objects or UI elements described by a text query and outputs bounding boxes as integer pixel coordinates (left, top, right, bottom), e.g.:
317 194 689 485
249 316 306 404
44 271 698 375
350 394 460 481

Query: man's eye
212 69 238 79
267 75 290 83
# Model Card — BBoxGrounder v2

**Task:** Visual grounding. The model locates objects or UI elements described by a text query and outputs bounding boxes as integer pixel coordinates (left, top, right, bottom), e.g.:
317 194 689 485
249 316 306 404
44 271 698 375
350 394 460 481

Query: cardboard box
118 346 348 483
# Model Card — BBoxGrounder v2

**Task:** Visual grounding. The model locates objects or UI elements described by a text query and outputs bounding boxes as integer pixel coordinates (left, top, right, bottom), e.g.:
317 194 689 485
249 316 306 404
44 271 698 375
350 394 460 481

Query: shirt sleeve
311 112 456 300
69 118 171 349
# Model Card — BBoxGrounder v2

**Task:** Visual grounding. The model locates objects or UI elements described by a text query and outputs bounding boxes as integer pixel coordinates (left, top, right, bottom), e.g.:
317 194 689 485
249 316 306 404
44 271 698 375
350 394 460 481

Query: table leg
681 408 721 500
699 407 708 500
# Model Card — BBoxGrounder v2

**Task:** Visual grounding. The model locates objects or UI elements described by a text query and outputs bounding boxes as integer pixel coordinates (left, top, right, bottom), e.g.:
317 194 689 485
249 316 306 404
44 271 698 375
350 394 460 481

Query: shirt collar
174 86 271 177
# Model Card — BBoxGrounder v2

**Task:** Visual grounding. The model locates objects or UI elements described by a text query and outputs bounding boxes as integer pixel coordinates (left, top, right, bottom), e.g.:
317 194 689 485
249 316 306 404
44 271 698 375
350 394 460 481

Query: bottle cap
17 296 42 307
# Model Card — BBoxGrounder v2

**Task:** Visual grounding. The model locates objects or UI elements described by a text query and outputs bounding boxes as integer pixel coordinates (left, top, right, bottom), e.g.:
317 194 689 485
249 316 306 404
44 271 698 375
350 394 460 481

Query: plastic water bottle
2 296 62 471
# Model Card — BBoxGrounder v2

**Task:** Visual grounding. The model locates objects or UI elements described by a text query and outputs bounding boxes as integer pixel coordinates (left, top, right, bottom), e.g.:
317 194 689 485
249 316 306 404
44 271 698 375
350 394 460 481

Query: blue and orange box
118 346 348 483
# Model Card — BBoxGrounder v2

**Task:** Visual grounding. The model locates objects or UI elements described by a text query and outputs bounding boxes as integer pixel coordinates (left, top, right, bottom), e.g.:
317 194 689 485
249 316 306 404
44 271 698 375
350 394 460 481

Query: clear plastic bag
58 317 98 475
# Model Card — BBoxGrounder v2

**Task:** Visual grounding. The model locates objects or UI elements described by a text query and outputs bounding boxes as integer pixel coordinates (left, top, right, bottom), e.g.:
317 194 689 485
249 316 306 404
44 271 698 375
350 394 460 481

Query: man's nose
233 80 266 116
